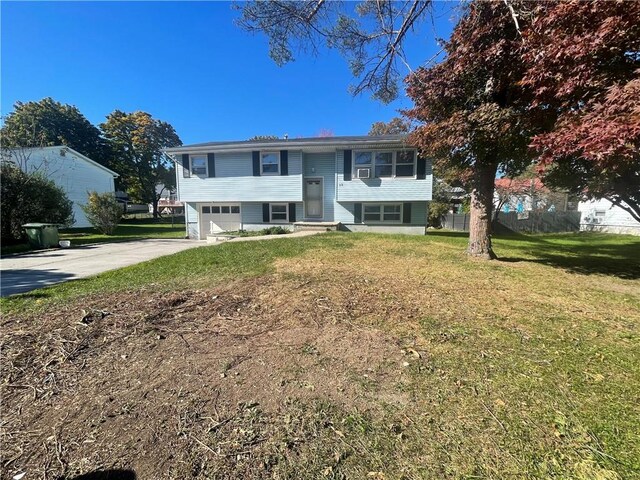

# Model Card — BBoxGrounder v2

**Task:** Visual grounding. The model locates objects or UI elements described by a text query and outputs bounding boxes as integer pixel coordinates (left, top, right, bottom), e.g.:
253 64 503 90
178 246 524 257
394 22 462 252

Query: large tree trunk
468 161 498 259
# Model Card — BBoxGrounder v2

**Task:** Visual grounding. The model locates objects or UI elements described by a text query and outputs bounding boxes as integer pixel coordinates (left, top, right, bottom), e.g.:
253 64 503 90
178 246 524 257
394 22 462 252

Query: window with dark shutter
207 153 215 178
353 203 362 223
182 154 190 178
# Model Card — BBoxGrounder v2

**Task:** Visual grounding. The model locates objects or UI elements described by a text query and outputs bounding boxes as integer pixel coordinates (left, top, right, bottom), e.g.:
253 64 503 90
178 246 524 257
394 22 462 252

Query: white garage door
200 204 241 237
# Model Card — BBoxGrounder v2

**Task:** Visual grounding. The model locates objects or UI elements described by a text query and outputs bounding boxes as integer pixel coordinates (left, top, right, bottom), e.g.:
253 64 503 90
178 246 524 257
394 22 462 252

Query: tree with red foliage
522 0 640 222
405 2 539 258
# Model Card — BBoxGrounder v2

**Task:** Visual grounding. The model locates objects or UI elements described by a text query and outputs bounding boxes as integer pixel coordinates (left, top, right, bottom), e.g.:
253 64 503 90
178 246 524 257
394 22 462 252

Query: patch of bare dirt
1 274 422 479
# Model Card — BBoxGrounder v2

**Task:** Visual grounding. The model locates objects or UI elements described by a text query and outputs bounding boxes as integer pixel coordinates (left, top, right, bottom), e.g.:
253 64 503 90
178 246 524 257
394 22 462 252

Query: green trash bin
22 223 60 249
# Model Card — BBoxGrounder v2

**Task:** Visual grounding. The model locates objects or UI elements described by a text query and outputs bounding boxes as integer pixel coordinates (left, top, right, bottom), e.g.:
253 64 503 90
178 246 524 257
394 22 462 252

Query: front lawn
1 217 185 256
1 232 638 479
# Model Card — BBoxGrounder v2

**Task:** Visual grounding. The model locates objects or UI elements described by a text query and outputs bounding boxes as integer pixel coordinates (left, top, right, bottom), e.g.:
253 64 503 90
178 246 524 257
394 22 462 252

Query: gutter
164 138 413 155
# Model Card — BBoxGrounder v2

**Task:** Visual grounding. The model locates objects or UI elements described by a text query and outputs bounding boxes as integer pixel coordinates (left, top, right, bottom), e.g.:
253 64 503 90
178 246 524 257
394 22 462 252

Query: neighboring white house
578 198 640 235
2 146 119 228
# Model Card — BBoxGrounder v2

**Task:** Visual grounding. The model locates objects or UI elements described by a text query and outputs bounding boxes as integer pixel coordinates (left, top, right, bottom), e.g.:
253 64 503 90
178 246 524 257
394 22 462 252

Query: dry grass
1 232 638 479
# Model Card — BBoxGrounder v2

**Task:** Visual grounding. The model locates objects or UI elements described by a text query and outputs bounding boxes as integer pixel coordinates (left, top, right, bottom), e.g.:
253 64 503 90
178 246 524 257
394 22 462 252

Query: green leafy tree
0 98 111 167
368 117 411 136
0 163 74 243
81 191 122 235
100 111 182 219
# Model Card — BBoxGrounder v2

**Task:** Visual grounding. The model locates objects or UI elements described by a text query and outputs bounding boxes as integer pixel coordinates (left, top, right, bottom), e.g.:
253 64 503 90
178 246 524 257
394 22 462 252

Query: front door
304 178 323 219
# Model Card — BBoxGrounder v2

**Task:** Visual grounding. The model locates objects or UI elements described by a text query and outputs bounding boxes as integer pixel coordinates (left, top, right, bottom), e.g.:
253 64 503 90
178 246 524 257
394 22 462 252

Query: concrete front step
206 234 236 243
293 222 341 232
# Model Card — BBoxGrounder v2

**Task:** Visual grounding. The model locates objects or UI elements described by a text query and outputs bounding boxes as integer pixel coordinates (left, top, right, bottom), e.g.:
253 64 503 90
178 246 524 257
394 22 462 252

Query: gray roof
165 134 412 154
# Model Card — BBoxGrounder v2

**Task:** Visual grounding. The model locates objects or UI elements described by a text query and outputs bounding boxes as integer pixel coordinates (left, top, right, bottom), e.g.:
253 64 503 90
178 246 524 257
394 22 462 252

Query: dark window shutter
343 150 352 181
262 203 270 222
280 150 288 176
416 155 426 179
288 203 296 222
354 203 362 223
403 203 412 224
182 154 190 178
253 151 261 176
207 153 215 178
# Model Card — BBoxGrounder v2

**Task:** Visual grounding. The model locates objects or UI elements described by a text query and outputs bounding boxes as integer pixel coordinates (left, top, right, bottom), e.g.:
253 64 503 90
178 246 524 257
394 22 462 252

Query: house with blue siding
165 135 432 239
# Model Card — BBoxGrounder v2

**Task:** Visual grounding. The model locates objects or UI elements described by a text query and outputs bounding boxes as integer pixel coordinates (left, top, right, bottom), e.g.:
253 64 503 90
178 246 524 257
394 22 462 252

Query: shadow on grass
430 230 640 279
427 230 469 239
498 236 640 279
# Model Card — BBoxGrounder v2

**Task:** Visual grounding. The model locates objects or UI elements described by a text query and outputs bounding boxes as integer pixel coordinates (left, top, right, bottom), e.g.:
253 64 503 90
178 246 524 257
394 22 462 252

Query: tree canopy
368 117 411 136
522 0 640 222
405 2 538 257
101 111 182 218
0 98 111 167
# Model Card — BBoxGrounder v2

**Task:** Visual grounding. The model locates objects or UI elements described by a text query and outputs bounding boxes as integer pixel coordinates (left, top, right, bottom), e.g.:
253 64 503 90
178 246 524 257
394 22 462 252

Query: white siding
335 150 433 201
579 199 640 235
186 202 199 238
6 147 116 228
177 150 303 202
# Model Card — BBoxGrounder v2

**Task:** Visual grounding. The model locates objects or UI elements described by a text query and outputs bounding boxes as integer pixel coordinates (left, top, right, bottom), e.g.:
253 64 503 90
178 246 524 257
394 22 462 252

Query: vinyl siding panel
8 148 116 228
241 202 303 224
335 202 356 224
578 198 640 234
186 203 199 239
336 150 433 201
303 152 335 221
336 201 427 226
178 151 303 202
411 201 428 224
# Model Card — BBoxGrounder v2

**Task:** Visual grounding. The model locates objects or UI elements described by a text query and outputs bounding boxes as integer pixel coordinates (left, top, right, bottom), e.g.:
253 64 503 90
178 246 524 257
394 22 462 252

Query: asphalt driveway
0 239 204 297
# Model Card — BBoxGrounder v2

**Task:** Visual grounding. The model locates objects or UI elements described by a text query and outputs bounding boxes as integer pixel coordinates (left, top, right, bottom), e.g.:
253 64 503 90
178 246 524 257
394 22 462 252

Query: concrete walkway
0 231 323 297
0 239 204 297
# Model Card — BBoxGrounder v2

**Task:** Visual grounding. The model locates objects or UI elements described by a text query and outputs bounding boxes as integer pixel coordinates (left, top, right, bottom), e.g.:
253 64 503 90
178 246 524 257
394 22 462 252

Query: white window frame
352 150 417 179
362 203 403 223
270 203 289 223
261 151 280 176
395 150 416 178
190 154 208 176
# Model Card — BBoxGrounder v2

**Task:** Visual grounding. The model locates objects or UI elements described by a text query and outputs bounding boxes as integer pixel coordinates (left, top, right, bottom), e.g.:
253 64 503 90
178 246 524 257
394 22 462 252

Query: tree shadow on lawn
497 235 640 279
429 230 640 279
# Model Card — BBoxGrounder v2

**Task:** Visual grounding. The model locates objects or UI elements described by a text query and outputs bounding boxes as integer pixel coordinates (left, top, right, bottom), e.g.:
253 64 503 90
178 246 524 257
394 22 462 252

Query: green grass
1 217 185 256
2 231 639 478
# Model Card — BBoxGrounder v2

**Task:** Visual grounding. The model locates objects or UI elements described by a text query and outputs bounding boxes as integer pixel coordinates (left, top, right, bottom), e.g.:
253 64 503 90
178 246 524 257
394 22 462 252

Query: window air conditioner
356 168 371 179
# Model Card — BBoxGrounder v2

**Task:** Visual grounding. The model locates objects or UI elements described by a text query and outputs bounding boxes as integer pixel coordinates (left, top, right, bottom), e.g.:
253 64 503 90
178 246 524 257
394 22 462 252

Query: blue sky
1 1 457 145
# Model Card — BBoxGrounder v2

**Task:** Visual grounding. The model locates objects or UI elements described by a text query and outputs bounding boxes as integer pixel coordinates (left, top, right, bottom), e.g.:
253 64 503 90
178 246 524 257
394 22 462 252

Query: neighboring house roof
3 146 119 177
165 134 412 154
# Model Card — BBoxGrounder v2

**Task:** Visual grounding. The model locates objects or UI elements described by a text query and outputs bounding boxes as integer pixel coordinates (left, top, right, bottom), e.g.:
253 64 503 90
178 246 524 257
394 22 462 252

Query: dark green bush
260 226 290 235
1 163 74 243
